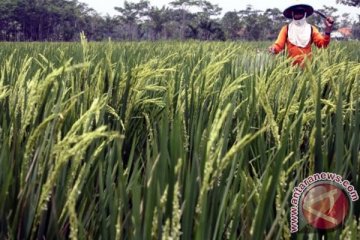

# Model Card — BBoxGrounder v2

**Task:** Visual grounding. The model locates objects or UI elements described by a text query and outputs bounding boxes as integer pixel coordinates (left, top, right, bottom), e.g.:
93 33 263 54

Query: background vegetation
0 0 359 41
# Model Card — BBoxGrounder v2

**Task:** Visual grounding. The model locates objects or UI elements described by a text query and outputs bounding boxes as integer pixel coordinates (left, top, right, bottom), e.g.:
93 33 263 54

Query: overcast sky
79 0 359 19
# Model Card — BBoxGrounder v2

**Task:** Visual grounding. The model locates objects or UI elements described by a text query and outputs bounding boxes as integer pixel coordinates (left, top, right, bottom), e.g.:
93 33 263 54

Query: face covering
288 13 312 48
293 13 307 26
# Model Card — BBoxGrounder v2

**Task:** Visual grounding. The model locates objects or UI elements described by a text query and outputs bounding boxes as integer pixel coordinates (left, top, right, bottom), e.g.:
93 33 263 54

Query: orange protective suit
271 25 331 66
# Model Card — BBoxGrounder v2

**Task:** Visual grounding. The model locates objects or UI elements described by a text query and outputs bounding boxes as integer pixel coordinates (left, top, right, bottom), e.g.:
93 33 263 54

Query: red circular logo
301 183 350 230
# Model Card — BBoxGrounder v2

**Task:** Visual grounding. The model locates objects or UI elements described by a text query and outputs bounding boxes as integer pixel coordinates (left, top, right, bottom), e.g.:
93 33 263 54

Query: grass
0 37 359 239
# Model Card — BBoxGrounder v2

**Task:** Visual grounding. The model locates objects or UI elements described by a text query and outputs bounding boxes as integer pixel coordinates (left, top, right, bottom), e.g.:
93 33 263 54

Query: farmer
268 3 334 66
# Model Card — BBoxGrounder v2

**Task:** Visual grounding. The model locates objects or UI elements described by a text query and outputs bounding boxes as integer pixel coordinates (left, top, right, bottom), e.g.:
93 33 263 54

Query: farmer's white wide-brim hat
283 2 314 19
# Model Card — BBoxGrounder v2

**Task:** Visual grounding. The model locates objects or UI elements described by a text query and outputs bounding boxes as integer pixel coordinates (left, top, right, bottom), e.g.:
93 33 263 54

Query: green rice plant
0 39 359 240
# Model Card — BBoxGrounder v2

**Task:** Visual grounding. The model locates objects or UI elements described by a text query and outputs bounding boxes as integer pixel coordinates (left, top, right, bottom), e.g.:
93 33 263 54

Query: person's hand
268 46 275 54
325 16 334 33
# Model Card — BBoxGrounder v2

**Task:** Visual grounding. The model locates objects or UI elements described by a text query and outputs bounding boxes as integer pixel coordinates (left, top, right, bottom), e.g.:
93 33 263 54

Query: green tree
0 0 96 41
339 13 352 27
143 6 170 40
191 1 224 40
352 15 360 39
0 0 21 40
115 0 150 40
263 8 285 39
237 5 269 40
169 0 198 39
221 11 241 40
336 0 360 7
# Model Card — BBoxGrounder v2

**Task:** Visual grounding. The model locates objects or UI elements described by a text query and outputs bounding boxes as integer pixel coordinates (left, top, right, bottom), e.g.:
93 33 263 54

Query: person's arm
268 26 287 54
312 26 330 48
312 17 334 48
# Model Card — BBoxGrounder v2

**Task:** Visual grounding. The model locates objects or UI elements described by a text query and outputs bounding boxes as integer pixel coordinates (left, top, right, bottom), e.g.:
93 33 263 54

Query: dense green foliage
0 0 359 41
336 0 360 7
0 39 359 239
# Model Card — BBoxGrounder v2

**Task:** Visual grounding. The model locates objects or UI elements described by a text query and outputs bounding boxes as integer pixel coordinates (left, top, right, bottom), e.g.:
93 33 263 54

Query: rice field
0 37 359 239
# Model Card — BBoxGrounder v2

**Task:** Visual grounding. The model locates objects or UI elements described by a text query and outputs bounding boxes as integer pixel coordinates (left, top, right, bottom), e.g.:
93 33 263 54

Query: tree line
0 0 359 41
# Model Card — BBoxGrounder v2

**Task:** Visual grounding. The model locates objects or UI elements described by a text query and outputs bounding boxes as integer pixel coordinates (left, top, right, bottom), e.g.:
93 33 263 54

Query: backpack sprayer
314 10 335 24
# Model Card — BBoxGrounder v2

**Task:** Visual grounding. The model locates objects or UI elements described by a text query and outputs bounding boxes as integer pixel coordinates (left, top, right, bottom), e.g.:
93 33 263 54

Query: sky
79 0 359 20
